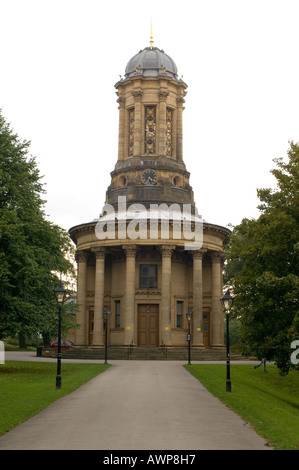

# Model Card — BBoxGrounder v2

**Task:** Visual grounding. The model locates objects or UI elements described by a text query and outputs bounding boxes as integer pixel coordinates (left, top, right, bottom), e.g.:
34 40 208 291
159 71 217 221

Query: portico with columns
68 42 230 351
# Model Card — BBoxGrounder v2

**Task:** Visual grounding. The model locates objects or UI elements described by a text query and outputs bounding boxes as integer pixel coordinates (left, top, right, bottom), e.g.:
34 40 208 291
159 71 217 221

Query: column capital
176 97 185 108
75 250 88 263
189 248 207 260
210 251 224 263
159 90 169 102
131 90 143 102
91 247 106 259
117 97 125 109
122 244 138 257
159 245 176 258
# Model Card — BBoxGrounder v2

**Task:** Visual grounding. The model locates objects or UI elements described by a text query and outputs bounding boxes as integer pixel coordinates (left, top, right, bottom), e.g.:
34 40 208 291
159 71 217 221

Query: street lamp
54 280 67 389
186 308 192 365
220 289 234 392
103 308 110 364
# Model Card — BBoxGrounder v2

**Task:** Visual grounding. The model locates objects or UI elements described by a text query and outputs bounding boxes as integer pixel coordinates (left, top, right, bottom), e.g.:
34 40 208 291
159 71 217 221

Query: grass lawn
185 364 299 450
0 361 110 436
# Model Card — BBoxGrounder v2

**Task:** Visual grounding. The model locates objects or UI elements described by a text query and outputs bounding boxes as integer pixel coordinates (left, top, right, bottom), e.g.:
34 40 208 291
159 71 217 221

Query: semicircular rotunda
68 42 230 353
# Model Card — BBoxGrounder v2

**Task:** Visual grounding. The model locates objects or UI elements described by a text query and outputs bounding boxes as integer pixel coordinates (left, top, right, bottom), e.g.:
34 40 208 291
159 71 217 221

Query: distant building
68 42 230 350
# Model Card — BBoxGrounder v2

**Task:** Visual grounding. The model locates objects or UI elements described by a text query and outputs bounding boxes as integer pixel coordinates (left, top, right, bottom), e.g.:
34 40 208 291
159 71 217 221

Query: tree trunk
18 334 26 348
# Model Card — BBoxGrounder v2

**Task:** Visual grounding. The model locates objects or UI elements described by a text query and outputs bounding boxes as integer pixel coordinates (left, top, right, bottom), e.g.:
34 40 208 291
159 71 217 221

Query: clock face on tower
141 169 157 185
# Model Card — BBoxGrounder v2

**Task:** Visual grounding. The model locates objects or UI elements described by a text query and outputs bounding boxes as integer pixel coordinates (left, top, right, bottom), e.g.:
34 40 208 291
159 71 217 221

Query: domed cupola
125 47 179 80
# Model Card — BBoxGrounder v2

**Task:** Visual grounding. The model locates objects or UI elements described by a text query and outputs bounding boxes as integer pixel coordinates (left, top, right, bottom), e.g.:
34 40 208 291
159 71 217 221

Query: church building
68 40 230 351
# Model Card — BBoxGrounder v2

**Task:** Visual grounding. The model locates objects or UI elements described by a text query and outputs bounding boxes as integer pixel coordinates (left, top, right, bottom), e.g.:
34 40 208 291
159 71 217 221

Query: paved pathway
0 356 272 450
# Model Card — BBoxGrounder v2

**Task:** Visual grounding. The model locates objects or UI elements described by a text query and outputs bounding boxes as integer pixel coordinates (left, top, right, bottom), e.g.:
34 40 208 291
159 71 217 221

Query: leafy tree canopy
0 110 76 345
225 141 299 374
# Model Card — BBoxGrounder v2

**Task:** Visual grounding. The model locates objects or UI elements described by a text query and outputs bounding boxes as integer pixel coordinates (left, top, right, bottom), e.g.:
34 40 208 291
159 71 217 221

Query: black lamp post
186 308 192 365
103 308 110 364
220 289 234 392
54 280 67 389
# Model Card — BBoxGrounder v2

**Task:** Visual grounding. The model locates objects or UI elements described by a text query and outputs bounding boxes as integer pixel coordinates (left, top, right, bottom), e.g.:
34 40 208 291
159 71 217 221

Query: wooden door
138 304 159 347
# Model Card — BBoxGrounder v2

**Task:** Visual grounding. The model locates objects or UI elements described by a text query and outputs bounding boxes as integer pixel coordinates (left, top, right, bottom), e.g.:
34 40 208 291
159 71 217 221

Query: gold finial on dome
150 19 154 50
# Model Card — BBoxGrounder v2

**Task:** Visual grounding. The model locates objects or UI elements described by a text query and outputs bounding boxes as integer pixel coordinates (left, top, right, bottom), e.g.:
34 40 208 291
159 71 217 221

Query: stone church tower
69 41 230 351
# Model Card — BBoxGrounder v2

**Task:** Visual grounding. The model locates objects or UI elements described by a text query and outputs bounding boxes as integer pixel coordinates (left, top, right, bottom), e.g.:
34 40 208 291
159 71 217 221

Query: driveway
0 356 272 450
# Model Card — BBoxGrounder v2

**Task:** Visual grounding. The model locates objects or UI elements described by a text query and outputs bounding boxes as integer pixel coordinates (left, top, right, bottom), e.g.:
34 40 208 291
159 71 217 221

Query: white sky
1 0 299 233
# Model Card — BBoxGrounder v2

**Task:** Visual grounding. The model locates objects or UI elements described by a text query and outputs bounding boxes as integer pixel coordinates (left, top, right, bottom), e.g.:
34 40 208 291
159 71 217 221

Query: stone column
159 90 168 156
176 97 185 162
123 245 137 345
75 250 88 346
210 252 224 347
160 245 175 345
191 249 207 347
91 247 105 346
132 90 143 156
117 97 125 161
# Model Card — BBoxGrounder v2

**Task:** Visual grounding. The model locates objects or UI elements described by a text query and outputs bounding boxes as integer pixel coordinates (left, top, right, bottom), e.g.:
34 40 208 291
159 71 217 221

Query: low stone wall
40 347 57 358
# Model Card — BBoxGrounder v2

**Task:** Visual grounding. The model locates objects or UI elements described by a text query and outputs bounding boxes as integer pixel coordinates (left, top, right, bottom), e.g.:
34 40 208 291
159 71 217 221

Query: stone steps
42 346 244 361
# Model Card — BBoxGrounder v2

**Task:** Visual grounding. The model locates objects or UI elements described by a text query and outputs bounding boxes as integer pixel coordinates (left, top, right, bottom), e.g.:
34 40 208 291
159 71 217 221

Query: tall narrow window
115 300 121 328
140 265 157 289
128 108 135 156
145 106 156 154
176 301 183 328
166 108 172 156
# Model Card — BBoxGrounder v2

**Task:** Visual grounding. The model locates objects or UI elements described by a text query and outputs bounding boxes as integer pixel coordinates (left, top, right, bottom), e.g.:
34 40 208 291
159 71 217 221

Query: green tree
0 110 76 345
225 141 299 374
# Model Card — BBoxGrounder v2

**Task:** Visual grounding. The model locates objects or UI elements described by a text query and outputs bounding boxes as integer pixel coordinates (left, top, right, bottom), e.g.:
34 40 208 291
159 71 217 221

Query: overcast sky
1 0 299 233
